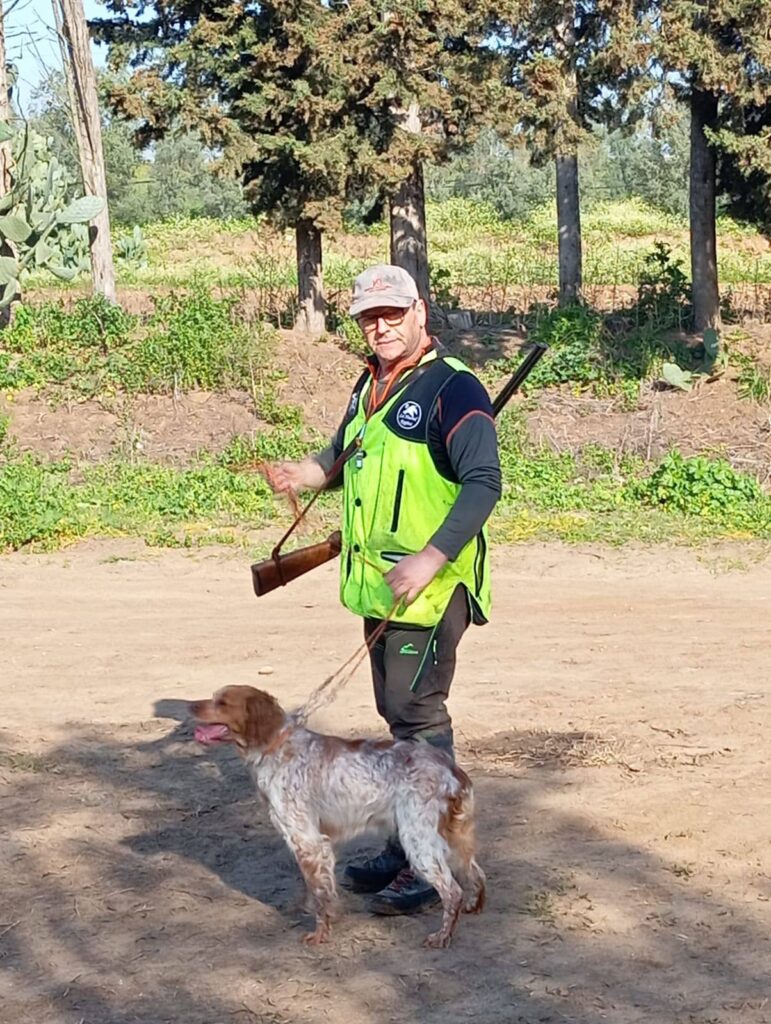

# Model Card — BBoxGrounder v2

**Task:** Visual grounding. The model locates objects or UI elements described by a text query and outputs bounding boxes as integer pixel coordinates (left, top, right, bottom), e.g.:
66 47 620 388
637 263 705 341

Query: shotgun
251 342 548 597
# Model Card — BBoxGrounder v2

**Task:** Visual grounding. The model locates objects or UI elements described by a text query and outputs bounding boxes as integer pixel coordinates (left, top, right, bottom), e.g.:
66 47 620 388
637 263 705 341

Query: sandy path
1 539 770 1024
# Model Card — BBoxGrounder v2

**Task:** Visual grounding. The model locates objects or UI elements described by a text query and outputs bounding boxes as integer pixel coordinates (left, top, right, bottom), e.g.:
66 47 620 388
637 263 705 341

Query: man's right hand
265 458 327 495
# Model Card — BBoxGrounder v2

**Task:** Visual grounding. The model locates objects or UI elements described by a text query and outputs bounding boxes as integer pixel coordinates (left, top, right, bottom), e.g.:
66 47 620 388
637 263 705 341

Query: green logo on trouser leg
399 642 420 655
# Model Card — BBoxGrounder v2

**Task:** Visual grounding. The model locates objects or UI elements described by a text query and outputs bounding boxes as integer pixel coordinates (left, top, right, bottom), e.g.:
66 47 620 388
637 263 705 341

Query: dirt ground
2 539 770 1024
5 324 771 479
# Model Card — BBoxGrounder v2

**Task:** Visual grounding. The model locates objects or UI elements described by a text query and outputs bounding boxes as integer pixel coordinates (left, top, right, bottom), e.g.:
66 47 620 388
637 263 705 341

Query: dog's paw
301 927 330 946
423 930 452 949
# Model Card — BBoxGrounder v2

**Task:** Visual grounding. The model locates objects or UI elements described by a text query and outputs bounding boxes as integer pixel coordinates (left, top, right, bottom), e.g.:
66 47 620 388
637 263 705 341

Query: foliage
94 1 508 236
582 118 692 219
0 289 280 397
147 134 248 222
733 352 771 404
631 451 770 530
523 305 606 389
651 2 771 189
0 452 273 551
114 225 148 268
634 243 691 329
426 135 555 221
30 72 246 227
0 122 105 303
3 428 770 552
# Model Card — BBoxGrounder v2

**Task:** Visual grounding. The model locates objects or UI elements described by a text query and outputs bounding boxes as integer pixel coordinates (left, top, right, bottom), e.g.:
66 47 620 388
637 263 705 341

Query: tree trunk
556 153 582 306
689 88 721 331
0 0 16 325
295 219 325 337
54 0 116 302
0 0 11 197
555 7 582 307
389 159 430 304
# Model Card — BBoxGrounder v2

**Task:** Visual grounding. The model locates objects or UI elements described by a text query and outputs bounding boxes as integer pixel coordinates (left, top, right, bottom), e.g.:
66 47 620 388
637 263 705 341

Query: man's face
357 300 428 370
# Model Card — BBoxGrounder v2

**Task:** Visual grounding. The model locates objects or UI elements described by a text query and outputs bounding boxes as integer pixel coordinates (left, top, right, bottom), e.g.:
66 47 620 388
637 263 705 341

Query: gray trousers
363 585 471 757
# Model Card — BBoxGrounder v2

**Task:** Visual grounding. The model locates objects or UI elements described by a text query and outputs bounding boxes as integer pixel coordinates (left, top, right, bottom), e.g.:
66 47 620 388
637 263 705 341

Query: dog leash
294 546 407 722
296 596 400 724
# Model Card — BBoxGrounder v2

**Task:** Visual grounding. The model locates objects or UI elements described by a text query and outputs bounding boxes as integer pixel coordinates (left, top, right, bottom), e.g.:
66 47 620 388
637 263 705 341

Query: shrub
524 305 606 389
631 451 770 529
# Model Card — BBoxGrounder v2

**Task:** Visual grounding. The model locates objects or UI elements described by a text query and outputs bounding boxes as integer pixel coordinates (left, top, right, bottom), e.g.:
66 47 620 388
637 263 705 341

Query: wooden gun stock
251 531 342 597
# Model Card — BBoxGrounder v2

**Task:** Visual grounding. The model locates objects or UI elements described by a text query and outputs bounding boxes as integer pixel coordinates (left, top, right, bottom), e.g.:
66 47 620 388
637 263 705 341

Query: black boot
417 728 455 762
344 839 407 893
367 868 441 916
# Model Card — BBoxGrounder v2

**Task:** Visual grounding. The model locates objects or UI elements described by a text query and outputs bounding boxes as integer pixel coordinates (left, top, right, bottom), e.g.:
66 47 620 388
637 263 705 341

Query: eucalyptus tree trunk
389 100 430 304
295 218 325 337
54 0 116 301
555 9 582 307
556 153 582 305
389 160 430 303
0 0 15 324
689 88 721 331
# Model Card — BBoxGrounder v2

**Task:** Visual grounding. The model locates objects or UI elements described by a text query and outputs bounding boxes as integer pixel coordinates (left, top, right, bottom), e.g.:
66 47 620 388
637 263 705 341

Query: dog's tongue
194 724 230 745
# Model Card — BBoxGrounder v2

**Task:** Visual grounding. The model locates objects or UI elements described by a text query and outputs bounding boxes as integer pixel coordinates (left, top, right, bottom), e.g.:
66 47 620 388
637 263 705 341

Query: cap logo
364 276 391 294
396 401 422 430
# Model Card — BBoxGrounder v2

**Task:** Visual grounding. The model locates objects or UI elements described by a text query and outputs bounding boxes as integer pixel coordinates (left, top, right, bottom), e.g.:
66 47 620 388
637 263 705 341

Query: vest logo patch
348 392 359 416
396 401 422 430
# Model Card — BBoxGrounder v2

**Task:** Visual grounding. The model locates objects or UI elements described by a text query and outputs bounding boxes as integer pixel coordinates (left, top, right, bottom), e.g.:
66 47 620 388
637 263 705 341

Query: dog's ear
242 690 285 749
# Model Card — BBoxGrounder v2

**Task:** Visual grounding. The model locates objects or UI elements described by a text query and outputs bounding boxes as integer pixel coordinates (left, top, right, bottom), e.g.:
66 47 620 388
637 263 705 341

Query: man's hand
384 544 448 606
265 458 327 495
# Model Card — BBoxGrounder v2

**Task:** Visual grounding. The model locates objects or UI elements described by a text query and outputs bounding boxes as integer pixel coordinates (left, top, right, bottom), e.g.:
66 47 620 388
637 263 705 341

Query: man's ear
415 298 428 329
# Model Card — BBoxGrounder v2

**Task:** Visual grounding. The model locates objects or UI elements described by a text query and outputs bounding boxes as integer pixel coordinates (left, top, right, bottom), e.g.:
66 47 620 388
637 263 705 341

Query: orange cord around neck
366 342 433 419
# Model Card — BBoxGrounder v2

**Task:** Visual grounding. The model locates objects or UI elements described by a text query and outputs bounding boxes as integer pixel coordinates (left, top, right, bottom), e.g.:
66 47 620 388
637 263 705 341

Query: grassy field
4 197 771 553
28 197 771 305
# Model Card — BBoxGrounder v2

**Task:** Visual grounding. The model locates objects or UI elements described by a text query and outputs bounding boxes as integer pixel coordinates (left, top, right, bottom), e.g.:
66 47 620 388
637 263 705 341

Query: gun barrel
491 342 548 417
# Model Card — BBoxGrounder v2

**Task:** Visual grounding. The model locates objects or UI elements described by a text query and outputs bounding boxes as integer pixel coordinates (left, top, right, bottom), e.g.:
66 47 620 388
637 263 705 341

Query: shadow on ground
1 715 768 1024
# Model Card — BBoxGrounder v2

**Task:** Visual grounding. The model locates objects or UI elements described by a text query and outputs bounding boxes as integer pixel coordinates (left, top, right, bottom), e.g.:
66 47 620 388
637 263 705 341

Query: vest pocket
390 469 405 532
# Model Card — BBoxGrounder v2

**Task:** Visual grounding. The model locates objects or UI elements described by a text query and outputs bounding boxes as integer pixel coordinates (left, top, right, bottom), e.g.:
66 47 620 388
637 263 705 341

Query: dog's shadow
119 700 373 916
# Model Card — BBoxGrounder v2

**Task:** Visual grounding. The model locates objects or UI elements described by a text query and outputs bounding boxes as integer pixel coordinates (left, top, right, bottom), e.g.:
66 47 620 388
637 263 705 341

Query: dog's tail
442 767 486 914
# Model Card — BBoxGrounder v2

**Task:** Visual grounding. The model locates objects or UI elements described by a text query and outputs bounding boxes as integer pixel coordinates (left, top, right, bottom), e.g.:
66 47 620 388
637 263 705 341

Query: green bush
631 451 770 529
523 305 606 389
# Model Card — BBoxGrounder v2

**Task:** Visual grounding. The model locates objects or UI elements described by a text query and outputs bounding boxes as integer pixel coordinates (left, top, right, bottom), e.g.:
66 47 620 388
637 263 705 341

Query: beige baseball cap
349 263 420 317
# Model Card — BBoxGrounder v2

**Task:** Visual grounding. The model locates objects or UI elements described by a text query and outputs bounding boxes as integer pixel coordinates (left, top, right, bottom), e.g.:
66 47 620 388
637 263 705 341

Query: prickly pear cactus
0 121 105 307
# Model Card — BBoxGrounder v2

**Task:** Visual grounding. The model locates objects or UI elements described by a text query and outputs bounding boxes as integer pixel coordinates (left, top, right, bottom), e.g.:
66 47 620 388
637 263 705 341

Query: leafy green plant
0 121 105 303
430 263 460 310
523 305 606 389
115 225 149 268
631 451 770 529
733 352 771 404
326 299 369 356
634 243 691 329
0 288 279 396
661 362 694 391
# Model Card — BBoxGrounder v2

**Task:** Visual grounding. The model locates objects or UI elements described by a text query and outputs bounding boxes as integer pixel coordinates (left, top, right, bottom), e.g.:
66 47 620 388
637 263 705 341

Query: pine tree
652 1 771 329
95 0 507 330
497 0 652 306
717 101 771 232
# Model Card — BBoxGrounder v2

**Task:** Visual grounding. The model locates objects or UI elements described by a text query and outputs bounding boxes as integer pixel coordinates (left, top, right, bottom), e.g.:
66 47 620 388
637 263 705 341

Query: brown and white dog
189 685 485 948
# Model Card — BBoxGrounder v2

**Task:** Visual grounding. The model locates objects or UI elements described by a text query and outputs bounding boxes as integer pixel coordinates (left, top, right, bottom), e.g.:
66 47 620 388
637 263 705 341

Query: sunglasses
358 304 414 331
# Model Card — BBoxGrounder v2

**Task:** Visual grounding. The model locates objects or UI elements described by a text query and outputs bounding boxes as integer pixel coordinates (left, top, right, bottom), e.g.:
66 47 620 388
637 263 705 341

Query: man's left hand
384 545 448 607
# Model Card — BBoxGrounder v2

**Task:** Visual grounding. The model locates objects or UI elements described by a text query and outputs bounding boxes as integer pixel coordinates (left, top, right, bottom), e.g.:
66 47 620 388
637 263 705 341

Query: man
266 263 501 915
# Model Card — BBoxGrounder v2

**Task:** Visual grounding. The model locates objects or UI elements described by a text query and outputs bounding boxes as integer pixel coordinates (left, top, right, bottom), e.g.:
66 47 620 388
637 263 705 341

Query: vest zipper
390 469 405 532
